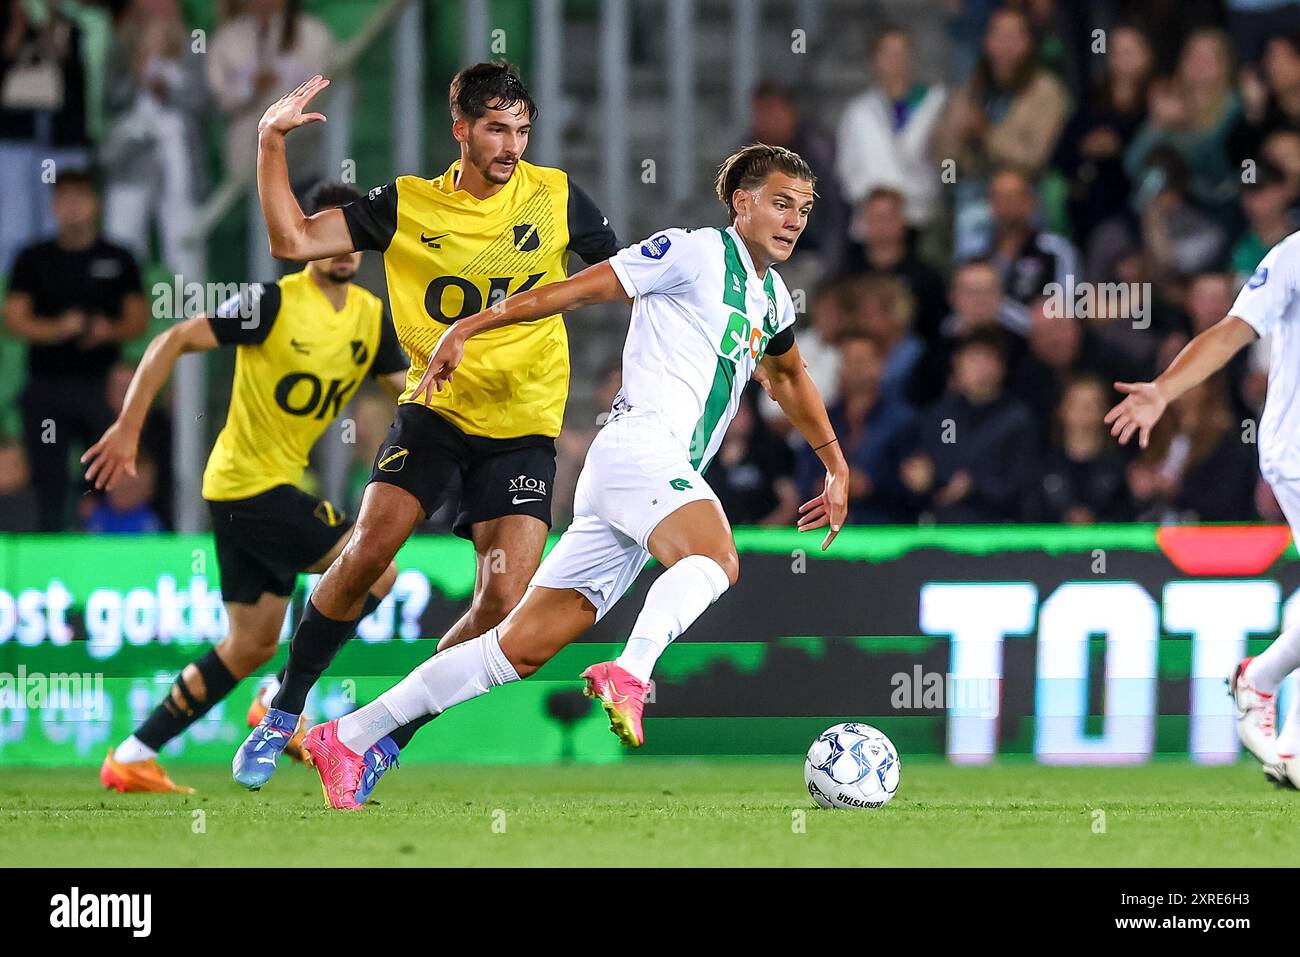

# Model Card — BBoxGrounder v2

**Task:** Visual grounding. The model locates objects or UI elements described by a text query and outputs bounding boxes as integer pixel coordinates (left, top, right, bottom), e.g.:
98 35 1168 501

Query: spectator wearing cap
901 328 1037 524
835 27 946 229
1225 1 1300 71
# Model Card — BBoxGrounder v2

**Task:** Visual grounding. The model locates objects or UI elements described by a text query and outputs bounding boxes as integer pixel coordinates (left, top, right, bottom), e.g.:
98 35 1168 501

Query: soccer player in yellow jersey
234 62 618 794
85 184 409 794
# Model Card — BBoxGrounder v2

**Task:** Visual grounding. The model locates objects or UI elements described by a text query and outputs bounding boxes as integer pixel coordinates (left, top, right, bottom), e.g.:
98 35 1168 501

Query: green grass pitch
3 760 1296 867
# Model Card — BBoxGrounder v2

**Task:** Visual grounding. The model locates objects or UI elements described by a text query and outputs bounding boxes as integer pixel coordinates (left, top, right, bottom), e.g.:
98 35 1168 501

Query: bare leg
309 482 420 620
334 584 596 755
496 585 599 676
333 501 737 756
438 514 549 651
388 514 548 748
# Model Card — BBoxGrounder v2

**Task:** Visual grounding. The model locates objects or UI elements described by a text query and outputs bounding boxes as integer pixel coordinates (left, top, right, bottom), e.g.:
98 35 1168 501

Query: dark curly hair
449 61 538 123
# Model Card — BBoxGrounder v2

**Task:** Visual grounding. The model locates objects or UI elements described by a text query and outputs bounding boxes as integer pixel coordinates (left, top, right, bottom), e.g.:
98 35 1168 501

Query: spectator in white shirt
101 0 208 285
207 0 332 190
835 27 946 228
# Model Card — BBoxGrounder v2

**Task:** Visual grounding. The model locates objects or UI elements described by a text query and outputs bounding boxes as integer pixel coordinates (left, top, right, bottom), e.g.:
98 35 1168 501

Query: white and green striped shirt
608 224 798 471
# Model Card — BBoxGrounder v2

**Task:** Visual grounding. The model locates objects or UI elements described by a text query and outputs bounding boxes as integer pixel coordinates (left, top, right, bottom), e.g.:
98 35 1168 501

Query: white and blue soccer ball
804 722 901 809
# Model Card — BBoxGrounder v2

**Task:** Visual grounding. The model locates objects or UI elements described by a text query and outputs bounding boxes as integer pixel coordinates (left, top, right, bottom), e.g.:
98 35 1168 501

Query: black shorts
206 485 353 605
369 403 556 540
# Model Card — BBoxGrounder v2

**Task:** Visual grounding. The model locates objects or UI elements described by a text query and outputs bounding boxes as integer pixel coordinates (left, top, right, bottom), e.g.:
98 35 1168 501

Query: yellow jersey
201 269 407 501
340 159 617 439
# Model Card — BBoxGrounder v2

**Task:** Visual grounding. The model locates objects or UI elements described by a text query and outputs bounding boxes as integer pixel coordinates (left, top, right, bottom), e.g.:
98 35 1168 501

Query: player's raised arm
412 261 627 402
760 340 850 550
256 76 355 261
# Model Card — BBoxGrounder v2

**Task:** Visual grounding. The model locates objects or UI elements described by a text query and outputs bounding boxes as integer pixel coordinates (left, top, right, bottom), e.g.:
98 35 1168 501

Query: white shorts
531 410 721 621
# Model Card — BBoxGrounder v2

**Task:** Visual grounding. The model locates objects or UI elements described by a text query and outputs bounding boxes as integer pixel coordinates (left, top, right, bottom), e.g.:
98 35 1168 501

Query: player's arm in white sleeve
759 297 850 550
412 229 703 401
1105 242 1296 448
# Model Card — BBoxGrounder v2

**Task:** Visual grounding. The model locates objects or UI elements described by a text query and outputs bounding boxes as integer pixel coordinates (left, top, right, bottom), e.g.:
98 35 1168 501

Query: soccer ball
804 722 901 809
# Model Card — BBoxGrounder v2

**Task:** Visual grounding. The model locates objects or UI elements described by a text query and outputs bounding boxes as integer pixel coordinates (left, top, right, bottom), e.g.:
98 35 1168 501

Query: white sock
615 554 730 683
1246 621 1300 693
338 627 519 754
1279 676 1300 758
258 675 280 707
114 735 157 763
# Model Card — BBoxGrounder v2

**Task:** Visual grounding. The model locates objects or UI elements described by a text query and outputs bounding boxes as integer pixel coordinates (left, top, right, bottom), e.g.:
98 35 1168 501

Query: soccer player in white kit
1106 230 1300 786
297 144 851 808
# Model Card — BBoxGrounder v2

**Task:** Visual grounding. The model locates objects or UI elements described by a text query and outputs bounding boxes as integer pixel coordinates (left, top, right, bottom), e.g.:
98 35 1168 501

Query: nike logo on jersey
511 495 544 505
421 232 449 248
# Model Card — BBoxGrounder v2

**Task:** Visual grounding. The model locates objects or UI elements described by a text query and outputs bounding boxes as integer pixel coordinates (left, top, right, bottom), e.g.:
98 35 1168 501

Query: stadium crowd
1 0 1299 533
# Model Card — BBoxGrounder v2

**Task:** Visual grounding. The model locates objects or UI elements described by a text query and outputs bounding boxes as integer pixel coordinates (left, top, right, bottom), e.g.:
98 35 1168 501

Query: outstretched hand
1104 381 1168 449
81 421 140 492
258 74 330 136
797 469 848 551
411 330 466 405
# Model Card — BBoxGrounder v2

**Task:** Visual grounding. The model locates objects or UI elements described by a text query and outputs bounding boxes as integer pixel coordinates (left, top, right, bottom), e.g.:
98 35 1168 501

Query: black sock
271 592 382 714
360 591 383 619
389 712 435 749
135 650 239 751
